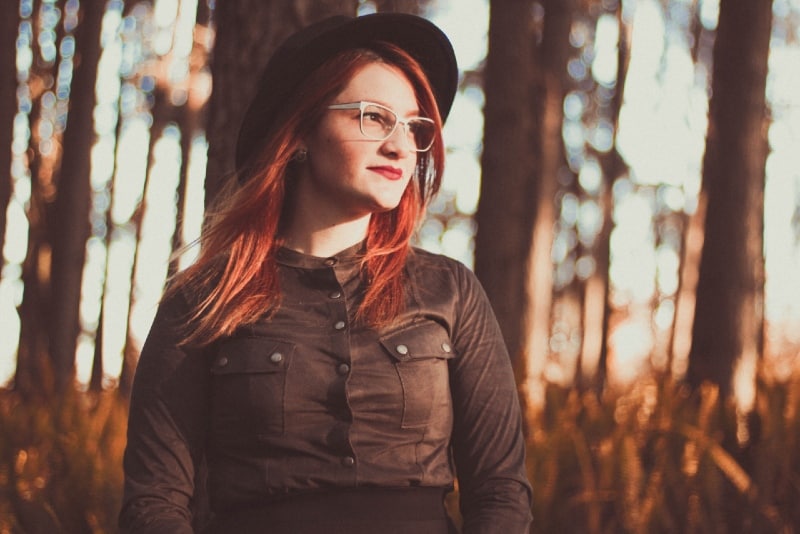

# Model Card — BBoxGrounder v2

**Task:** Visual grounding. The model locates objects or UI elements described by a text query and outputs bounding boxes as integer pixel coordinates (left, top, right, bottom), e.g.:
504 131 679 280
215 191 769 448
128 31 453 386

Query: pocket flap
379 322 455 362
211 337 295 374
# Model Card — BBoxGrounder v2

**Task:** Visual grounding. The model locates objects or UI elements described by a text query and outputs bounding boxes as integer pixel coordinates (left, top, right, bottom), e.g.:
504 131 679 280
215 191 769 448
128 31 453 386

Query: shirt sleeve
447 260 533 533
119 290 211 534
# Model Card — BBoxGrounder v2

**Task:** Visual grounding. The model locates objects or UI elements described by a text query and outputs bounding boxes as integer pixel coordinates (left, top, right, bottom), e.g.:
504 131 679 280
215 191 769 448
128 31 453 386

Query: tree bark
584 5 631 392
118 85 172 399
474 0 539 370
204 0 358 205
523 0 577 405
48 0 106 392
15 4 55 396
15 95 53 395
0 6 18 257
167 0 212 278
687 0 772 396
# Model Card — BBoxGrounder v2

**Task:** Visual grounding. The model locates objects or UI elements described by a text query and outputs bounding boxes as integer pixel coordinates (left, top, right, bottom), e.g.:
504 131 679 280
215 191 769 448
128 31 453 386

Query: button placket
322 263 353 447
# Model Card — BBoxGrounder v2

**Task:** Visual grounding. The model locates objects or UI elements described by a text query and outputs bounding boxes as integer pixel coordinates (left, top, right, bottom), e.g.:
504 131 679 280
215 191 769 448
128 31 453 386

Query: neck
281 211 370 258
282 222 369 258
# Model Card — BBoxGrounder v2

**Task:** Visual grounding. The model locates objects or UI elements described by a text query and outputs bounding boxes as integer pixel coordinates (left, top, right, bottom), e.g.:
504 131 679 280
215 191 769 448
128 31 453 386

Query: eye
362 105 395 130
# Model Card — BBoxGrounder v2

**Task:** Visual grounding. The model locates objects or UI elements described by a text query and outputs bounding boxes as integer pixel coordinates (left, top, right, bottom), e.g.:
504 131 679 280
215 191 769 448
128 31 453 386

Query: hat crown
235 13 458 174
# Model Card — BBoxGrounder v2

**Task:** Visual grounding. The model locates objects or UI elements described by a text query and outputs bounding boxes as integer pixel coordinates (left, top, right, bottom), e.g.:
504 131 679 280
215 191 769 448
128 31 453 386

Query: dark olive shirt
120 244 533 533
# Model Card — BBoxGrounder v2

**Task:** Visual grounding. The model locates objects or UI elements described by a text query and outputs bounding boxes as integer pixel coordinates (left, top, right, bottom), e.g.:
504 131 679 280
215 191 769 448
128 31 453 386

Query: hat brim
235 13 458 172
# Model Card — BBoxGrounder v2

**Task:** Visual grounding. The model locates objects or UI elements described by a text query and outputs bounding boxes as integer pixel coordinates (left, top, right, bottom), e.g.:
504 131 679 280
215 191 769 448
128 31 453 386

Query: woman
120 13 532 534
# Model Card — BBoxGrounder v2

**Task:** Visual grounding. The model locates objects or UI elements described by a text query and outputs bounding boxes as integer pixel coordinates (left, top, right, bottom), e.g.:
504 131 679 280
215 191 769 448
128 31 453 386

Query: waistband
206 487 454 533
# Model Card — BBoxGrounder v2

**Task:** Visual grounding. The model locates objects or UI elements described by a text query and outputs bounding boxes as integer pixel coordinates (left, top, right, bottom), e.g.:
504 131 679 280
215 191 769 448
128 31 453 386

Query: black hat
235 13 458 172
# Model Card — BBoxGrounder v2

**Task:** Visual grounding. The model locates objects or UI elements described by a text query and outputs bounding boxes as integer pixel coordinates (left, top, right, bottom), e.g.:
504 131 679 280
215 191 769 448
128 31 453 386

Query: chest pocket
380 322 456 429
210 337 295 439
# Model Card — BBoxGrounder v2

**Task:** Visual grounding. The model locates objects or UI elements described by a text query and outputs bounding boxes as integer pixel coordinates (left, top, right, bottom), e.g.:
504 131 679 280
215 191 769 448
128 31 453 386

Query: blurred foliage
3 366 800 532
528 374 800 533
0 390 127 534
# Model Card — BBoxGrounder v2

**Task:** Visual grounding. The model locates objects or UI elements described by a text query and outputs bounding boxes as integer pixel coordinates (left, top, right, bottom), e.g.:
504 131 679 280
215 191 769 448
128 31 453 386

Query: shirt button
329 290 343 299
337 363 350 375
216 357 229 367
341 456 355 467
334 320 346 331
270 352 283 363
324 258 337 267
396 344 409 355
441 343 452 353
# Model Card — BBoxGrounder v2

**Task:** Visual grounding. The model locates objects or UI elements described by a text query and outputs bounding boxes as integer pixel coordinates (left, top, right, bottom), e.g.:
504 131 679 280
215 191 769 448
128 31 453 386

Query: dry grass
527 374 800 533
1 370 800 533
0 389 127 534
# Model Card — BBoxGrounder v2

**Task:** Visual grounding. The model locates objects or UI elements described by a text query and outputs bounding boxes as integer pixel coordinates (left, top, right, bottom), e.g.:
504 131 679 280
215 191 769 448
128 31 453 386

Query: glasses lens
359 103 436 152
407 119 435 151
361 104 396 140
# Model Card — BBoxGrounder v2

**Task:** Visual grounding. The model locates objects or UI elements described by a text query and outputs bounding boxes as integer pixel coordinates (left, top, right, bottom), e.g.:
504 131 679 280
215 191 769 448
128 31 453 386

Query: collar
275 240 366 270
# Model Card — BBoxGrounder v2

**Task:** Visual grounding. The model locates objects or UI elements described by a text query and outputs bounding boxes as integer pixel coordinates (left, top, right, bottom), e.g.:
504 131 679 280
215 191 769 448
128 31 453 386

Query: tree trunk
118 85 172 399
15 6 55 396
0 6 17 256
474 0 539 370
48 0 106 392
584 5 631 393
204 0 358 205
168 0 212 278
687 0 772 396
15 96 53 395
522 0 577 406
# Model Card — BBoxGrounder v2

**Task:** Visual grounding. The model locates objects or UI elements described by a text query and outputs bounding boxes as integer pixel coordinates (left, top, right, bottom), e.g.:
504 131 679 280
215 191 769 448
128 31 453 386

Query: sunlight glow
593 14 619 87
609 317 653 387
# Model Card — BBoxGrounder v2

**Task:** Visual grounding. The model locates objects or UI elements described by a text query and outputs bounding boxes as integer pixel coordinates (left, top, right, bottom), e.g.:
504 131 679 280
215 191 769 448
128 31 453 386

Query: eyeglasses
327 101 436 152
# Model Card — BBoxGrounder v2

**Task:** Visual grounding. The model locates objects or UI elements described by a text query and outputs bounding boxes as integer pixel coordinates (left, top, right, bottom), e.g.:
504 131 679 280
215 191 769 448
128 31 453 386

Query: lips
368 166 404 181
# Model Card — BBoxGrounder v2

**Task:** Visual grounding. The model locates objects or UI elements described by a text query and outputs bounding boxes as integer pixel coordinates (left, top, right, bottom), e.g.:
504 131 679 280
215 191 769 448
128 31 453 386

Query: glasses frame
326 101 436 153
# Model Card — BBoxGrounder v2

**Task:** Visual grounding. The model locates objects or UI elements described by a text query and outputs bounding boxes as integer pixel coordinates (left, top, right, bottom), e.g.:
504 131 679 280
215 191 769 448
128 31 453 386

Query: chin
373 199 404 213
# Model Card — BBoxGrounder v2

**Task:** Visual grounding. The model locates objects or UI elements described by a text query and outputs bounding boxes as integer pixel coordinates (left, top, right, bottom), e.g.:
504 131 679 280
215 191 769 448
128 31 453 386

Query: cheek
309 139 350 176
404 156 418 179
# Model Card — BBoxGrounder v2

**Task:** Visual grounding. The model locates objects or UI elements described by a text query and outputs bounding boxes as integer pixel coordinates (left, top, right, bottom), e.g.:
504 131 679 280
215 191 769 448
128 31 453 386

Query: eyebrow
365 99 422 117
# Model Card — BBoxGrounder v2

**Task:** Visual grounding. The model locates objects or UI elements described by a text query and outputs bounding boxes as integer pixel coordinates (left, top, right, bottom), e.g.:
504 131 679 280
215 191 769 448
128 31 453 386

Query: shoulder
406 247 488 312
164 256 226 310
408 246 480 286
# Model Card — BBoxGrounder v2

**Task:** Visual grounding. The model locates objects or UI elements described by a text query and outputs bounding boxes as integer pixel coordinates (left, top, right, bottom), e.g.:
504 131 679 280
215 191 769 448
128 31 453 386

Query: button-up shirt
120 243 533 533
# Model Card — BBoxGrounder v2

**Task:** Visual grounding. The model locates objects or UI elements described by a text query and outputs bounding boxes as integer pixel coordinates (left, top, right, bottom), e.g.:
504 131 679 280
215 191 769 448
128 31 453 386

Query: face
295 62 421 222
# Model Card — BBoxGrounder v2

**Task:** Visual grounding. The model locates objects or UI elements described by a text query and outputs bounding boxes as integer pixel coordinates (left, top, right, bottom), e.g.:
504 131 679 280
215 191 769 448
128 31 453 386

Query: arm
119 291 211 534
447 261 533 533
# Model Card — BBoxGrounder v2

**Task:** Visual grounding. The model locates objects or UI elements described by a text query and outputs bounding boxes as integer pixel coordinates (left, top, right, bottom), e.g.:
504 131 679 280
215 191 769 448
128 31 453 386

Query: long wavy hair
168 42 446 346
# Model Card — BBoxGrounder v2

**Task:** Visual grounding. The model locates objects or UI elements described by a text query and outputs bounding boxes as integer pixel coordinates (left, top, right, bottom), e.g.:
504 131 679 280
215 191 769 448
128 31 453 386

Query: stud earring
293 148 308 162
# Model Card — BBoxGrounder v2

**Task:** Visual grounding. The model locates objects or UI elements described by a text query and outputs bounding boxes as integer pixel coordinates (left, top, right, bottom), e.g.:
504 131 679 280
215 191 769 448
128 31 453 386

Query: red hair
169 42 446 346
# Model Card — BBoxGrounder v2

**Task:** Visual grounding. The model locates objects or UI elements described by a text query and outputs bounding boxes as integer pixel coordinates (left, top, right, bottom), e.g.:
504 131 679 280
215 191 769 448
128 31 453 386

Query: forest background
1 0 800 532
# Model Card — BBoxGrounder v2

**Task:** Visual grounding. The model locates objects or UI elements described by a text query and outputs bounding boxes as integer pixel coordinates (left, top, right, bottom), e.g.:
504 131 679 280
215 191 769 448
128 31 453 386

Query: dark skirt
202 487 457 534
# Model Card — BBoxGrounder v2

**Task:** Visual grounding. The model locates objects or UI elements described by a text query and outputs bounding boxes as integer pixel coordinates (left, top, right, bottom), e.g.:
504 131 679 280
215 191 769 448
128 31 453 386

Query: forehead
336 62 418 110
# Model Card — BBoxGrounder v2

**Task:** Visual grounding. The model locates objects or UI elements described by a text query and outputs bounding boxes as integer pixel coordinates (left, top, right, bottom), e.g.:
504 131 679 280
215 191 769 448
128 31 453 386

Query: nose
381 122 413 157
